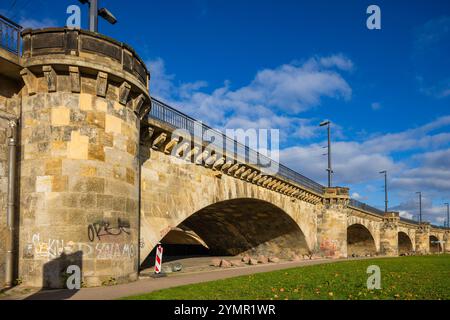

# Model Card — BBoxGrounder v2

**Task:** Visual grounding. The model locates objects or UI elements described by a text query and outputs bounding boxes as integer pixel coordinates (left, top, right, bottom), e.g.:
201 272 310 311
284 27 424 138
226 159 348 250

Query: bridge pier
380 212 400 256
317 187 349 258
415 223 430 254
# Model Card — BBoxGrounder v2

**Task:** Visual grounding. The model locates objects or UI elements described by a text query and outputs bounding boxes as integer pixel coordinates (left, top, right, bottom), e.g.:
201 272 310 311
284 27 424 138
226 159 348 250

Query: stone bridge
0 24 448 288
139 109 449 265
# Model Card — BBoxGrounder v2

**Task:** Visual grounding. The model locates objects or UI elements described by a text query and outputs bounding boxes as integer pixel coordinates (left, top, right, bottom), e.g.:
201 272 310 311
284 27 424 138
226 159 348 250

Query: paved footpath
1 257 379 300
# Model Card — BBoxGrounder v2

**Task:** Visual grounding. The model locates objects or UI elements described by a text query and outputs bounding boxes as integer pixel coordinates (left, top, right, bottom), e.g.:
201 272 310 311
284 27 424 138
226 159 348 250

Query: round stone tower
18 28 151 287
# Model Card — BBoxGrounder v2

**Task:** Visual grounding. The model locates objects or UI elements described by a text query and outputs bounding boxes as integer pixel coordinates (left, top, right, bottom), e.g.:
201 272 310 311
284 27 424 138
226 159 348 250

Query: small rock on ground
268 257 280 263
211 258 221 267
219 259 232 268
258 255 269 264
230 260 243 267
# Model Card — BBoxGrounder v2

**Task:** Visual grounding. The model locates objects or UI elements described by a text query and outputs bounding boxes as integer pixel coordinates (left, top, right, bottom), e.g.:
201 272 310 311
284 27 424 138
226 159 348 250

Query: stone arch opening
429 235 442 253
398 232 413 255
144 198 310 265
347 224 377 257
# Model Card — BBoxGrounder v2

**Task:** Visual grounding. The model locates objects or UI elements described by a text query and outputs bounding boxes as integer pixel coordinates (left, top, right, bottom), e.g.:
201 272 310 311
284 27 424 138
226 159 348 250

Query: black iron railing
149 97 325 194
0 15 21 55
349 199 385 216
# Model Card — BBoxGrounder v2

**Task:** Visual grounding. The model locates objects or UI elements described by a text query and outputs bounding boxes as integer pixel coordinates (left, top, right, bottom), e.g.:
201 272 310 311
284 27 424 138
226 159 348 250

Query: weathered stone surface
210 258 221 267
219 259 231 268
268 257 280 263
257 255 268 264
249 258 259 265
230 260 243 267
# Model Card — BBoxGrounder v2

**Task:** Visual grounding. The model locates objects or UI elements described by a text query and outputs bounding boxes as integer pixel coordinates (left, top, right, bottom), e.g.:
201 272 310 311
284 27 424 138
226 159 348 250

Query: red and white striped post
154 244 163 274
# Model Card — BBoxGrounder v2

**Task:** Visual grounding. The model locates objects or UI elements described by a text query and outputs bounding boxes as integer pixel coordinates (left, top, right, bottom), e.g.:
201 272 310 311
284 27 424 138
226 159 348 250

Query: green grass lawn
124 255 450 300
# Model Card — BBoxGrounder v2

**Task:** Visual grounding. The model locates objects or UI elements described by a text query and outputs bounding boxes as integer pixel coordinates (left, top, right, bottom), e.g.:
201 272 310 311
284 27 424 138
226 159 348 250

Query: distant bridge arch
398 231 413 255
347 223 377 257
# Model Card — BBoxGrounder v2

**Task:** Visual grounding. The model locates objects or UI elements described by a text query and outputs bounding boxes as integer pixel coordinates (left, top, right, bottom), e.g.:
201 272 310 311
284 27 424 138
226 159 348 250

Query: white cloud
351 192 362 200
146 55 353 138
371 102 381 111
399 211 414 220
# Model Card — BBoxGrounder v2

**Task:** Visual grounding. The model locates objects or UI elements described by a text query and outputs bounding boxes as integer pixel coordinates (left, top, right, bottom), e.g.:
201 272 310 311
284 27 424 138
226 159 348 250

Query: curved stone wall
18 28 150 288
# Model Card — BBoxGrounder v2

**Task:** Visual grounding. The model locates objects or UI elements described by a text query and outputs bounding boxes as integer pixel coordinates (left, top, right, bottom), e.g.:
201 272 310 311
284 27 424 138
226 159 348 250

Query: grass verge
123 255 450 300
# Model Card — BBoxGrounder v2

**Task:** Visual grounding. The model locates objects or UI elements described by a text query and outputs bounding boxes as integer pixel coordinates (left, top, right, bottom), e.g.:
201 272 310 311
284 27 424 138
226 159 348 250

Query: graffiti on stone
87 218 131 242
320 238 339 257
29 233 136 260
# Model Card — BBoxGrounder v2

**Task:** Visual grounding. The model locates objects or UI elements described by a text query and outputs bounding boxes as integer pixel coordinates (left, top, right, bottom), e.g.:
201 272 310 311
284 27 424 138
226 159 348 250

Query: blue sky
2 0 450 224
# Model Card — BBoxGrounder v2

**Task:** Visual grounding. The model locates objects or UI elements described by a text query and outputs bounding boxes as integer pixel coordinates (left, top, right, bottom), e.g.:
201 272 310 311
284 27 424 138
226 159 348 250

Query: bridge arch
347 223 377 257
398 231 413 255
429 235 442 253
166 198 309 258
140 150 319 263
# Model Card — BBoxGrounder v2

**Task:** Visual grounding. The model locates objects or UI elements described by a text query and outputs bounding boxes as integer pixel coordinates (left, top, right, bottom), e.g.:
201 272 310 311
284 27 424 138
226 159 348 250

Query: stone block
105 114 122 134
68 131 89 160
79 93 92 111
51 107 71 126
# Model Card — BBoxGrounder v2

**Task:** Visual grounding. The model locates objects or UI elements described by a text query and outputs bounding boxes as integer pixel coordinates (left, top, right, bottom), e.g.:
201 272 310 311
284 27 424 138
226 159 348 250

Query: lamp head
320 120 330 127
98 8 117 24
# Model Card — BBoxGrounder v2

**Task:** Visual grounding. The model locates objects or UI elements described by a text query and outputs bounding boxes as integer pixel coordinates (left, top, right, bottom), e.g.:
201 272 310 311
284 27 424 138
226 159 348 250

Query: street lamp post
320 120 332 187
79 0 117 32
445 203 449 228
416 192 422 224
379 170 388 213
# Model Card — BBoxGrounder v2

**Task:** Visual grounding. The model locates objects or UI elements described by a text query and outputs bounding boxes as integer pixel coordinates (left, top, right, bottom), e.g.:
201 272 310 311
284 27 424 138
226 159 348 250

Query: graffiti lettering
87 218 131 242
29 234 136 260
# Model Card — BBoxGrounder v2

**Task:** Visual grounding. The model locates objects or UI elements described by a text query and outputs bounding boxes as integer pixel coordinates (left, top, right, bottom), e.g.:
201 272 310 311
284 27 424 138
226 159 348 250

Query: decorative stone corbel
69 66 80 93
20 68 37 95
119 81 131 105
164 136 182 154
195 150 209 165
139 104 152 120
43 65 57 92
96 71 108 97
227 163 240 175
184 146 199 161
252 174 263 183
247 170 257 181
261 177 272 186
175 142 190 157
256 176 267 185
151 132 167 150
204 153 217 167
212 157 226 171
220 160 234 172
234 166 246 177
241 169 253 179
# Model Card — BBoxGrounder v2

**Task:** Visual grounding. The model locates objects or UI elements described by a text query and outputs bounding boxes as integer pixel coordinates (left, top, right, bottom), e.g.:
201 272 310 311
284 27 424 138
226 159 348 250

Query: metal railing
149 97 325 194
399 217 419 225
349 199 385 216
0 15 21 55
349 199 448 228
